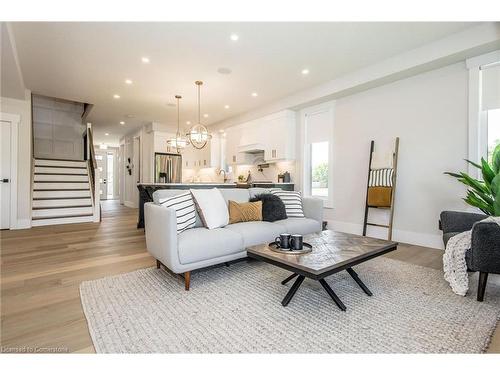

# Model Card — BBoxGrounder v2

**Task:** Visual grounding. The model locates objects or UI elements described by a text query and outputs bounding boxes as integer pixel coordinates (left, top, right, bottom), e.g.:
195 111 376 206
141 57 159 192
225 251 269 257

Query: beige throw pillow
228 200 263 224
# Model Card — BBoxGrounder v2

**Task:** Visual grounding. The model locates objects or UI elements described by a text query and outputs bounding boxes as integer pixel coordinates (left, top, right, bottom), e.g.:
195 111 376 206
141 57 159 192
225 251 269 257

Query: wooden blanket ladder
362 137 400 241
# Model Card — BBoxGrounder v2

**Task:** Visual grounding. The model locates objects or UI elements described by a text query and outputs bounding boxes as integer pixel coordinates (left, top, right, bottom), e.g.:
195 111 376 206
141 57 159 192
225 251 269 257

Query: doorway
95 148 119 200
0 113 19 230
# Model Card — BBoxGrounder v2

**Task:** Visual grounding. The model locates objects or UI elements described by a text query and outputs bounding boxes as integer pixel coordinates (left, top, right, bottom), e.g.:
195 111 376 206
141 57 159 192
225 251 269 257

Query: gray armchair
439 211 500 301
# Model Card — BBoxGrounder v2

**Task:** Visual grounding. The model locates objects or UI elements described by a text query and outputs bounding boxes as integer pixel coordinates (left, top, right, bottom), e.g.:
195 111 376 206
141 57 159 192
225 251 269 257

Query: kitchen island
136 182 294 228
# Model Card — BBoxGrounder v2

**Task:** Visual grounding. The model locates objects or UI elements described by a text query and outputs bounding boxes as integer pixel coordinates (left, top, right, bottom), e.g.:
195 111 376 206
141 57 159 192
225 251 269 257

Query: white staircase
32 158 95 226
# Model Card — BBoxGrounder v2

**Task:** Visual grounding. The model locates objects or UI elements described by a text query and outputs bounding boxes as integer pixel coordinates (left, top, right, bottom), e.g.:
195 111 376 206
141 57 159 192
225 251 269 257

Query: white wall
324 62 469 248
32 95 85 160
0 93 32 228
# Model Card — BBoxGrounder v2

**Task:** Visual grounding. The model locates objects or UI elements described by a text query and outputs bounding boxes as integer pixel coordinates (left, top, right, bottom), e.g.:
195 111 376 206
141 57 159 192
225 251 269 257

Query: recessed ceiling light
126 114 135 118
251 92 258 97
230 34 239 41
224 105 230 109
113 94 120 99
217 67 232 75
141 57 150 63
105 133 109 136
186 121 191 125
301 69 310 75
203 114 209 118
119 121 125 125
125 79 133 85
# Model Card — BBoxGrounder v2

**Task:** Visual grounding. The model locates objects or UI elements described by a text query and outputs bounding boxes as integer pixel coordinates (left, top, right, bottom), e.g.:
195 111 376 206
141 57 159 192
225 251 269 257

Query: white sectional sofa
144 188 323 290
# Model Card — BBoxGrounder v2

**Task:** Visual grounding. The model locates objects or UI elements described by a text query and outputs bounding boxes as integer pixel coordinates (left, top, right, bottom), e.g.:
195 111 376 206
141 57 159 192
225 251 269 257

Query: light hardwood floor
1 200 498 353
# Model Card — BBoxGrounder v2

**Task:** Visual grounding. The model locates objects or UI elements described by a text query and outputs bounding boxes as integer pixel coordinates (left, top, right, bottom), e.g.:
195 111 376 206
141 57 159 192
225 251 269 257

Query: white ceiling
10 22 478 145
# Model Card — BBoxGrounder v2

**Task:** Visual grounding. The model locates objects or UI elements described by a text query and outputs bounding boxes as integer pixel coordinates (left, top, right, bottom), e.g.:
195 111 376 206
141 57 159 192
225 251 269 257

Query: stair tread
34 189 90 191
35 158 85 162
32 213 94 220
32 205 92 210
35 172 88 175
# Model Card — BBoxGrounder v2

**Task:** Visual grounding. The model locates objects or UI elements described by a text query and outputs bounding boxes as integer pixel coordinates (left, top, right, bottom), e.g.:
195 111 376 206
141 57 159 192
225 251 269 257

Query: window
311 142 329 197
302 102 334 207
480 58 500 163
466 51 500 175
107 153 114 199
487 108 500 163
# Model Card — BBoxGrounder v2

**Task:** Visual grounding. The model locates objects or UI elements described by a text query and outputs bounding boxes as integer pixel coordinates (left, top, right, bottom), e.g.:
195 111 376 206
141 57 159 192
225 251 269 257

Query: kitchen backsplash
182 161 296 183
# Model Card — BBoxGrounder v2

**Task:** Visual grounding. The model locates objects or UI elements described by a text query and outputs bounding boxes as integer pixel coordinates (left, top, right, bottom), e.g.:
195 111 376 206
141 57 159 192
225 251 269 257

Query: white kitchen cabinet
225 127 253 165
182 139 217 169
224 110 296 166
263 111 296 162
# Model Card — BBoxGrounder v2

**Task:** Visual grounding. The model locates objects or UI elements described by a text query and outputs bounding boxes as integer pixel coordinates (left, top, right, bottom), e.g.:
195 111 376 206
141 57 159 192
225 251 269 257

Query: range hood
238 143 265 154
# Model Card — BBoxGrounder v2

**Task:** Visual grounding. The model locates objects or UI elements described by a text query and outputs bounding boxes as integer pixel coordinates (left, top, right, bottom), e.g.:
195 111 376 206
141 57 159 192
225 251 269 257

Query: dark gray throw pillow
249 194 287 222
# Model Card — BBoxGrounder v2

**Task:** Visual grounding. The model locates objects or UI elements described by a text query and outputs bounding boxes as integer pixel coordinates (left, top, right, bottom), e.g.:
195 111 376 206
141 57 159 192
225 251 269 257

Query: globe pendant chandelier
187 81 212 149
166 95 189 152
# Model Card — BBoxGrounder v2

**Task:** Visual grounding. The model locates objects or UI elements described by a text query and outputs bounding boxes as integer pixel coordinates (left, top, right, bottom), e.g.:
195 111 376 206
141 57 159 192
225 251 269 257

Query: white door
0 120 12 229
95 151 108 200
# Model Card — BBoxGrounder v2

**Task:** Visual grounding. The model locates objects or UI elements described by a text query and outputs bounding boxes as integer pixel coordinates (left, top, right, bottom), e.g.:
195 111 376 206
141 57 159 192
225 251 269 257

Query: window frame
300 101 335 208
466 50 500 178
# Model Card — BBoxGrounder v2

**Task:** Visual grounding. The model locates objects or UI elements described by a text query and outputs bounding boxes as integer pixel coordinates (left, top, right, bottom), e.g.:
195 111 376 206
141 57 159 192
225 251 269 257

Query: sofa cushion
250 193 287 222
154 189 203 227
158 191 196 234
228 200 262 224
275 217 321 235
178 227 244 264
225 221 286 247
271 190 305 218
190 188 229 229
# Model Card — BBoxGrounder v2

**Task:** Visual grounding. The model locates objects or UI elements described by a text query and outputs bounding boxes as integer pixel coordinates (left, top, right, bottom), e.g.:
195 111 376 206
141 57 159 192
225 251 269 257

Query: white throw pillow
158 192 197 234
190 188 229 229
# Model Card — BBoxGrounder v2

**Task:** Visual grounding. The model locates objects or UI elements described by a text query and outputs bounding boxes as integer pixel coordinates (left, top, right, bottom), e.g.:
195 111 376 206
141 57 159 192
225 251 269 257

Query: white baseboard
327 220 444 250
124 200 138 208
13 218 31 229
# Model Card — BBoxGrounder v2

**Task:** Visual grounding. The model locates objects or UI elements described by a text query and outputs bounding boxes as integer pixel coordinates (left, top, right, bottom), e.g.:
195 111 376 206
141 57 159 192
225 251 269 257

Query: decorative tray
267 242 313 255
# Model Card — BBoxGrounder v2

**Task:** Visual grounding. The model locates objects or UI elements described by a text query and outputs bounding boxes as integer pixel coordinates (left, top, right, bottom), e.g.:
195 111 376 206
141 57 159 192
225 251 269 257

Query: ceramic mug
290 234 303 250
275 233 291 249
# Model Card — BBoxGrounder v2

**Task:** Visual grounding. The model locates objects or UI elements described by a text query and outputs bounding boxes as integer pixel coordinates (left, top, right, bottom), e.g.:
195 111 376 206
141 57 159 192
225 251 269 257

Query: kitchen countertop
137 182 294 186
137 182 237 186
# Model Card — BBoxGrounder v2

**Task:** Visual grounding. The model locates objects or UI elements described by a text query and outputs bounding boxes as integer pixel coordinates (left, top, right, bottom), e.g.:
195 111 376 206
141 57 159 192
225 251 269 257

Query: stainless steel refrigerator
155 153 182 183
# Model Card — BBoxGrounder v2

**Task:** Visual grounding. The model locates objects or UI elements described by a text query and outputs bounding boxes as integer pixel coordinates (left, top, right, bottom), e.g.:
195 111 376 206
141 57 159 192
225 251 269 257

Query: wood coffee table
246 230 398 310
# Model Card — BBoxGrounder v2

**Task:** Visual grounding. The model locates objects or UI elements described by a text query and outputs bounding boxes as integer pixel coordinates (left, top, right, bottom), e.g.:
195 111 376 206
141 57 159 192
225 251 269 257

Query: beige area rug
80 258 500 353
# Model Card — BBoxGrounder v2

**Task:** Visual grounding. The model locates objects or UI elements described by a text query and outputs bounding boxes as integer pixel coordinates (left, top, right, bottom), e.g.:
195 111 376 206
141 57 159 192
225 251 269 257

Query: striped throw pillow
158 192 196 234
271 190 304 218
369 168 394 187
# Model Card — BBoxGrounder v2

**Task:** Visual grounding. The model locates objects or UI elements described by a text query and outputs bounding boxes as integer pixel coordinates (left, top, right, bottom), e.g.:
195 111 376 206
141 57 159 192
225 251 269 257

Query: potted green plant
445 144 500 216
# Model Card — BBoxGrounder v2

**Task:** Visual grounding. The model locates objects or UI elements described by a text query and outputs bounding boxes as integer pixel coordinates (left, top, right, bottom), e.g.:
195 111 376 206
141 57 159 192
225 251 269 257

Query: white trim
466 50 500 177
466 50 500 69
0 112 20 229
328 220 444 250
124 200 137 208
299 101 335 208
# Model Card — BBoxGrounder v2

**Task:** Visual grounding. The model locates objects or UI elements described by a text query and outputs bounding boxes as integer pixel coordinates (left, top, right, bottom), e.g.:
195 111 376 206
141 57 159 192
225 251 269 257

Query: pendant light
187 80 212 149
167 95 189 152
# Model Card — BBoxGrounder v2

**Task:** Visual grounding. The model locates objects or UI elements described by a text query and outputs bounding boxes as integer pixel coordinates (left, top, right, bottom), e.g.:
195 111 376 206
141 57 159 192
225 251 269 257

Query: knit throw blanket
443 216 500 296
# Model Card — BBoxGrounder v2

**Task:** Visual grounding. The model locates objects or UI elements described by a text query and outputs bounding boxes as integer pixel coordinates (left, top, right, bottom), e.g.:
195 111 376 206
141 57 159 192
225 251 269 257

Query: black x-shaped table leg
280 267 373 310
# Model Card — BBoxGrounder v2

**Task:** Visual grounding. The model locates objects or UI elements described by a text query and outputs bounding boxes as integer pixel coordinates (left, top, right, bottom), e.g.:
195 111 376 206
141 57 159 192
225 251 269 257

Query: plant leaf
481 157 495 186
491 173 500 196
444 172 462 178
465 159 482 169
494 194 500 216
459 173 489 194
465 191 493 215
493 144 500 174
